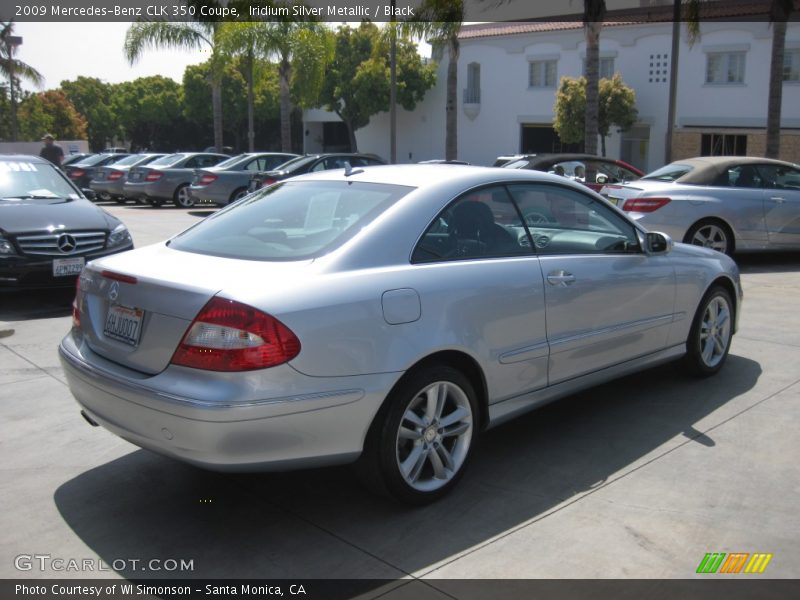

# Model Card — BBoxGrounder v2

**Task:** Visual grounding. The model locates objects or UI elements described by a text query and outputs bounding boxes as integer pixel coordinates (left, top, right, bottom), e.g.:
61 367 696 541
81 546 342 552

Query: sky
13 22 210 92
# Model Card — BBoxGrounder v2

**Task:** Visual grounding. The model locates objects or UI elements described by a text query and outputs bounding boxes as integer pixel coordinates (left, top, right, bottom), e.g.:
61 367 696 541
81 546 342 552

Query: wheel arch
684 216 738 254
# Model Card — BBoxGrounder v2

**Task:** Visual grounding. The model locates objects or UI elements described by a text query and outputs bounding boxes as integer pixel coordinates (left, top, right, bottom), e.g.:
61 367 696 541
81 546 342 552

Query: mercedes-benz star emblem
57 234 77 254
108 281 119 302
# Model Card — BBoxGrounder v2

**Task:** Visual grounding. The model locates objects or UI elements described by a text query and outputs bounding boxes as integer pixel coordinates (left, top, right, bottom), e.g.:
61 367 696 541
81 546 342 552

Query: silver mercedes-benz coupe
59 165 742 504
600 156 800 256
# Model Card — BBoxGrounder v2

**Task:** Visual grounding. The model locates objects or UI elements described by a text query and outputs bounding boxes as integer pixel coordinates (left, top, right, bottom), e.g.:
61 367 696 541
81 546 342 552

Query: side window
729 165 762 188
412 186 533 263
183 157 199 168
310 160 327 172
755 165 800 190
507 184 640 255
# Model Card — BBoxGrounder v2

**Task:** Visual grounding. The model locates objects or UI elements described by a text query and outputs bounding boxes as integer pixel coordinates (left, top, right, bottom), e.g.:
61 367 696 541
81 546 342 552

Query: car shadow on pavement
736 251 800 274
53 354 762 582
0 288 74 321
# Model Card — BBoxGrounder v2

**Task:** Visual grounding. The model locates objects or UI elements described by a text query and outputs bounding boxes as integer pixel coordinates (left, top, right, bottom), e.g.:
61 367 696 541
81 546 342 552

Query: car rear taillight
107 170 124 181
145 170 163 182
198 174 218 185
263 177 277 186
72 277 82 329
70 169 85 179
622 197 671 212
171 297 301 372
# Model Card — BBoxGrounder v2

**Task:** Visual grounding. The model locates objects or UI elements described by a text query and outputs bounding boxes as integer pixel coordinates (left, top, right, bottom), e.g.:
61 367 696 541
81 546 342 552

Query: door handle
547 270 576 286
769 197 785 203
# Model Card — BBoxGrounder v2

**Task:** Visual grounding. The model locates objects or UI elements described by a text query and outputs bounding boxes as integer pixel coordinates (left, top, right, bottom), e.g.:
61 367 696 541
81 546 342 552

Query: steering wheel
524 211 554 226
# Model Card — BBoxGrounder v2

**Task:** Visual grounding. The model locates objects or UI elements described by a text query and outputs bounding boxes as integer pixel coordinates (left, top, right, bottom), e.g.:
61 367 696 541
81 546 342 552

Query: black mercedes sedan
0 155 134 289
247 153 386 192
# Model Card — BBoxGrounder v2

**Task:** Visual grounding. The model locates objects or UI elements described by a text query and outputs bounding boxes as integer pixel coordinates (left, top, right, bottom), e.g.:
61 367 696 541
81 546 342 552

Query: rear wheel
359 366 477 505
684 285 734 376
173 184 194 208
684 220 733 256
229 187 249 204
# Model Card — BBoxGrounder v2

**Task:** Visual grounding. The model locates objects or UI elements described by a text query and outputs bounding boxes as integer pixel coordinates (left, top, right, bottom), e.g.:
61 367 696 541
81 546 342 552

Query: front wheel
684 286 734 377
360 366 478 505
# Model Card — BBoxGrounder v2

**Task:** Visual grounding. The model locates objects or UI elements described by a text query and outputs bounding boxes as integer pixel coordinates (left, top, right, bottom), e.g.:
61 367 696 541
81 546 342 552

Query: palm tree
124 21 225 151
404 0 465 161
1 21 44 141
255 6 331 153
766 0 794 158
582 0 606 158
217 22 263 152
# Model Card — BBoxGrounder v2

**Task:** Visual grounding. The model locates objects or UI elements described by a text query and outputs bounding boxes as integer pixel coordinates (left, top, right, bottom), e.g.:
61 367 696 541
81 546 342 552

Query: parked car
492 154 525 167
0 155 133 289
189 152 298 207
123 152 229 207
90 154 166 203
64 153 132 192
600 156 800 255
418 159 472 165
247 153 386 192
60 164 741 504
501 153 644 192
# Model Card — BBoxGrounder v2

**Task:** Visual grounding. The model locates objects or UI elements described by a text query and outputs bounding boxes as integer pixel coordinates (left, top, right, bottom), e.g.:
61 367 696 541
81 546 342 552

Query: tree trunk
279 56 292 153
766 19 787 158
601 134 606 157
211 82 223 152
246 54 255 153
584 21 601 158
664 2 681 164
445 38 459 161
9 74 18 142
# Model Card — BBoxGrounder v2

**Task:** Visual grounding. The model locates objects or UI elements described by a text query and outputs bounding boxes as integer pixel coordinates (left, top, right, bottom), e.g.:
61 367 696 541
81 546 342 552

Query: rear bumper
90 180 125 197
58 331 400 471
188 186 228 205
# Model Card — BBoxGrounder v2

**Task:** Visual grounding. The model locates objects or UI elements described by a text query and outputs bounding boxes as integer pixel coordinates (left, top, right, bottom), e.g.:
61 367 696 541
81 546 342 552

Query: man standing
39 134 64 166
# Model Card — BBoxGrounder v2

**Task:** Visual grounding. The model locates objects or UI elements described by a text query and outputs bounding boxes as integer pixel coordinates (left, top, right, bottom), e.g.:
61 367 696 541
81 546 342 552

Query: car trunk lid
77 243 311 374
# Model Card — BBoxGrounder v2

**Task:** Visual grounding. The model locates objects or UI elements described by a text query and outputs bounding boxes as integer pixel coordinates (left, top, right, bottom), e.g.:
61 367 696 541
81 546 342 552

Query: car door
507 183 676 385
411 185 549 402
756 164 800 248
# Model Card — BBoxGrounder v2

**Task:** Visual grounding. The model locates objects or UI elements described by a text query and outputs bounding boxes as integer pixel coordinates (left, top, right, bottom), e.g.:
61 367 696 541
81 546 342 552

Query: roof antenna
343 161 364 177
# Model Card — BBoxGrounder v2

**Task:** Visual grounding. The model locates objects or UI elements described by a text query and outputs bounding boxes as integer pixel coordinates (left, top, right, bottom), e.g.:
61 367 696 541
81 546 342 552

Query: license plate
104 305 144 346
52 257 85 277
607 196 621 206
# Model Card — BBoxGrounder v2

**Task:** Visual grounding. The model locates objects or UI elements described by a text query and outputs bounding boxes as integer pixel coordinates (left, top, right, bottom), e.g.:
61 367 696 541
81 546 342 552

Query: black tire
684 285 734 377
229 187 249 205
173 184 194 208
684 219 734 256
358 366 478 505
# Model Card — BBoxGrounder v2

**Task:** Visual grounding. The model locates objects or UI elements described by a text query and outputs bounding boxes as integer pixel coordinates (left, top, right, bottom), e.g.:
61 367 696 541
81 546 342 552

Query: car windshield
109 154 144 167
0 160 79 199
75 154 116 167
279 156 318 172
503 159 531 169
642 164 693 182
148 154 185 167
213 155 250 169
169 180 413 261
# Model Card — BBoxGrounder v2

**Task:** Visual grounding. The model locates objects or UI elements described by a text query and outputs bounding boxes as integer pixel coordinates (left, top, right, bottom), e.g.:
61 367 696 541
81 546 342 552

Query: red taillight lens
262 178 276 186
145 170 163 182
107 170 124 181
70 169 85 179
72 277 82 329
198 174 218 185
622 197 671 212
171 297 301 372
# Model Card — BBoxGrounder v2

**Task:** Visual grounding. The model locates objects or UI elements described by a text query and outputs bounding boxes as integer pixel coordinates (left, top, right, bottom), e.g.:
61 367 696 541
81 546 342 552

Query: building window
706 52 745 84
464 62 480 104
784 49 800 82
583 57 615 79
529 60 557 87
701 133 747 156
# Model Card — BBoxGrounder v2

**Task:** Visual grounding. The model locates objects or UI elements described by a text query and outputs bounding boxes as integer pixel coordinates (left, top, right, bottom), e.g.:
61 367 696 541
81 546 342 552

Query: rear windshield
642 164 693 182
280 156 317 172
108 154 144 167
148 154 185 167
1 160 79 199
76 154 116 167
503 159 531 170
213 155 249 169
168 180 413 261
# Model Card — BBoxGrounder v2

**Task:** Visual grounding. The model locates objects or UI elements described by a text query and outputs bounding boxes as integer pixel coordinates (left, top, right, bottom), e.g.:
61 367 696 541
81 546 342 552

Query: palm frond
124 22 211 64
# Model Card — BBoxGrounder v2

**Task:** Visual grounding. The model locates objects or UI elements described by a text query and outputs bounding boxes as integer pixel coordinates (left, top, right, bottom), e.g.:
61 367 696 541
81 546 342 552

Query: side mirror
642 231 673 255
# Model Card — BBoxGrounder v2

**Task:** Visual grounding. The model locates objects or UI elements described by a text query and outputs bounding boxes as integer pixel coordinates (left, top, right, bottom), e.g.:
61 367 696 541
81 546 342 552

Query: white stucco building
303 2 800 171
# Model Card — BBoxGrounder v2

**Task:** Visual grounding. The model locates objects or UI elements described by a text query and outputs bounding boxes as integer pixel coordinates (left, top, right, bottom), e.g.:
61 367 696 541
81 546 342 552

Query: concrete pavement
1 204 798 592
